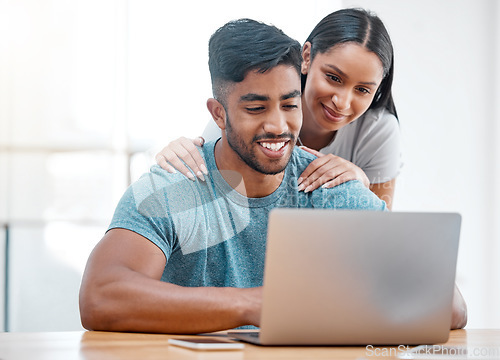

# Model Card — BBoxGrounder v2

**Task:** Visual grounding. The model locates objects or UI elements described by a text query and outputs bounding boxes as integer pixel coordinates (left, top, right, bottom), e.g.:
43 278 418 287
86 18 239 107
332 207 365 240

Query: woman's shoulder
324 107 402 182
348 107 399 135
332 108 398 150
325 108 399 153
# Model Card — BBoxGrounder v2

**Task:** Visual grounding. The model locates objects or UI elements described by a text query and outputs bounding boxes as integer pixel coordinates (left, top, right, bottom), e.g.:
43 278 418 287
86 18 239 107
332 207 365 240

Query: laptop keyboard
229 331 259 339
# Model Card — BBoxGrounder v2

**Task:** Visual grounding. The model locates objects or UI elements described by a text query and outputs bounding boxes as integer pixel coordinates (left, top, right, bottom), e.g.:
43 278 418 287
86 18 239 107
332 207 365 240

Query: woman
156 8 402 209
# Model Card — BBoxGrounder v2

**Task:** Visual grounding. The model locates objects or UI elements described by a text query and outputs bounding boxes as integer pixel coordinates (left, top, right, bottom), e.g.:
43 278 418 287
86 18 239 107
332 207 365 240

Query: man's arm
79 228 262 334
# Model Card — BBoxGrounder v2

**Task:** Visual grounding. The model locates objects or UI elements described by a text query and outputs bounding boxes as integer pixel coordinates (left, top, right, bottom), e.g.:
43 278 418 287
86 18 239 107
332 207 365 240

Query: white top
202 107 402 184
319 108 402 183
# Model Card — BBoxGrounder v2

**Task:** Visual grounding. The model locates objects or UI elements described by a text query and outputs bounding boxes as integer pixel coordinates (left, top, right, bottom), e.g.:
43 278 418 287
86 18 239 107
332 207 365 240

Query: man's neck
214 140 285 198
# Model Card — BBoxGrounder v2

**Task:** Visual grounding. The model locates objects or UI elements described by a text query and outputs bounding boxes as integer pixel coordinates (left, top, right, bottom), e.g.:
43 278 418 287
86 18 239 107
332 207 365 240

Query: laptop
229 209 461 345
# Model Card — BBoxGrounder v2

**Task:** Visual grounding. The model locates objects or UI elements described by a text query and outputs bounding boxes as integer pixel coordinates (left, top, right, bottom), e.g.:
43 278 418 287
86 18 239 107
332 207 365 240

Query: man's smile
258 141 288 152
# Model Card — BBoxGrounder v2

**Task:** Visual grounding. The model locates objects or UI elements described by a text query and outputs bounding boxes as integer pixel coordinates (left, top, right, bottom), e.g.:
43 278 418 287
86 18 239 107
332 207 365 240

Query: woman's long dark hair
302 8 398 119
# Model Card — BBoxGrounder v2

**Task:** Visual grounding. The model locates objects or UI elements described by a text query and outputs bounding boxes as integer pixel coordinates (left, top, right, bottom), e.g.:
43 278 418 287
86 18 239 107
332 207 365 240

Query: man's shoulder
135 164 191 189
310 180 387 211
129 165 205 208
287 146 317 172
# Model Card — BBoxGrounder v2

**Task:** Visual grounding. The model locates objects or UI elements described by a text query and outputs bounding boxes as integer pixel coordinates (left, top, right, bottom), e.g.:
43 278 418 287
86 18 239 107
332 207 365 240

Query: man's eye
246 107 265 112
283 105 298 109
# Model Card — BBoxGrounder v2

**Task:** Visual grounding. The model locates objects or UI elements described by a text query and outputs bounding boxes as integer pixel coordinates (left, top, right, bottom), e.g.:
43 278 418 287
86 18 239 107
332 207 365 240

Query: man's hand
240 287 263 327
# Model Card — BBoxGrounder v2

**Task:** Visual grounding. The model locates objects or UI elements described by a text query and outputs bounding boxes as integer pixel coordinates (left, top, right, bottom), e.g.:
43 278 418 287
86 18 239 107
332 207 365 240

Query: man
79 18 450 334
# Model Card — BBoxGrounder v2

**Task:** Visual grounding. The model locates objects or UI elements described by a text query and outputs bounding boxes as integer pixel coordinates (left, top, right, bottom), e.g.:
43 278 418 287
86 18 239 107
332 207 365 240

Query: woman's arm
369 179 396 210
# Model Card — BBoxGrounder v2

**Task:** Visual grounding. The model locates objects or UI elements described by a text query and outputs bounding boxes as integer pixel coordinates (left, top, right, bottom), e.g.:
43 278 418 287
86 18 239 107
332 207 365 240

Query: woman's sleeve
201 120 222 142
354 110 403 184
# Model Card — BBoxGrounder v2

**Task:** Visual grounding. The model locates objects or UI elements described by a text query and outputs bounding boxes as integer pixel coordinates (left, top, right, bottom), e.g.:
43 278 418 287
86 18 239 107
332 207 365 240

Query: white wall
343 0 500 328
495 0 500 329
125 0 343 151
0 228 4 331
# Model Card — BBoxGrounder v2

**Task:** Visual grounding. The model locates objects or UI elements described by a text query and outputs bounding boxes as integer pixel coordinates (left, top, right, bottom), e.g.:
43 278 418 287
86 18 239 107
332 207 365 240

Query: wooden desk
0 329 498 360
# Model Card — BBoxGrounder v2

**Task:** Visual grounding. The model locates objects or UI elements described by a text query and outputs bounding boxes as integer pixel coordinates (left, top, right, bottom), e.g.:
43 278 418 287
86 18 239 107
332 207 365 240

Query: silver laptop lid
260 210 461 345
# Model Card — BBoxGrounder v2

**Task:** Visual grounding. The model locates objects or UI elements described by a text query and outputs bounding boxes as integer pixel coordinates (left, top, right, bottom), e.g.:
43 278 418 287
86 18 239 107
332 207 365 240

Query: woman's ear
301 42 312 75
206 98 227 130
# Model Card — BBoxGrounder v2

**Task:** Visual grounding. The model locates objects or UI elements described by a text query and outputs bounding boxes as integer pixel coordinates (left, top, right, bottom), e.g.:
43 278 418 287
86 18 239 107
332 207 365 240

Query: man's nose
262 109 288 135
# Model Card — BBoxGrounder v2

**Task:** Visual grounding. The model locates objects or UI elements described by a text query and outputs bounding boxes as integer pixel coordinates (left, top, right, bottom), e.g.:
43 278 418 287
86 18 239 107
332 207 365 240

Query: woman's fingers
302 170 362 192
174 137 208 179
320 174 356 189
193 136 205 147
298 154 369 191
298 145 323 157
297 155 331 186
155 153 177 174
155 137 208 181
158 147 197 180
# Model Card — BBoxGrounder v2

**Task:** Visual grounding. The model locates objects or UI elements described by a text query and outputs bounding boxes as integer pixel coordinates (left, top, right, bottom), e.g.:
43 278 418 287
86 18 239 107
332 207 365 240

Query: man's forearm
79 268 261 334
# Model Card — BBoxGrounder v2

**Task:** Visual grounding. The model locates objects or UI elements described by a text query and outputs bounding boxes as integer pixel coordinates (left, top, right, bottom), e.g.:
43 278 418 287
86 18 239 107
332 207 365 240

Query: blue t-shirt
109 140 386 288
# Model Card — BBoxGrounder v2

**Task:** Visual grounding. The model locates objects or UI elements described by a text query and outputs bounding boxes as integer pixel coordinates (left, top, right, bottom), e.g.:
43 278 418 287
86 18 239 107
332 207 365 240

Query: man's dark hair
208 18 302 105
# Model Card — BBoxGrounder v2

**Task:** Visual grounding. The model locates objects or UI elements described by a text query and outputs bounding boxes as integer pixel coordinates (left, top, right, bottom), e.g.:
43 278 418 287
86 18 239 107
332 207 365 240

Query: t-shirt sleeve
354 110 402 184
108 170 176 260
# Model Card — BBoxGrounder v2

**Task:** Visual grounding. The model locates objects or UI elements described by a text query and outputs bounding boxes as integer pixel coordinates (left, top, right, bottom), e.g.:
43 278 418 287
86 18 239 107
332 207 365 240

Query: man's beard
225 115 296 175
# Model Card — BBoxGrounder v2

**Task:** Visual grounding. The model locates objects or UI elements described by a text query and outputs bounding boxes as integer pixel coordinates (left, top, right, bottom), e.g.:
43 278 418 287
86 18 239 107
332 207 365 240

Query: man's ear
301 41 312 75
206 98 227 130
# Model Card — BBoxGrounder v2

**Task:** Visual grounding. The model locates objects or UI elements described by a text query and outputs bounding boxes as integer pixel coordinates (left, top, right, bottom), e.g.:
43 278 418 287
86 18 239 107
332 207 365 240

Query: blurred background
0 0 498 331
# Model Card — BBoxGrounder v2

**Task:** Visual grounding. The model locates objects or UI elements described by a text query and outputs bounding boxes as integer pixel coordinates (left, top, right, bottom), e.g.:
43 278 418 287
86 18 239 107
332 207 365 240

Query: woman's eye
327 74 341 83
283 104 298 109
357 87 371 94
